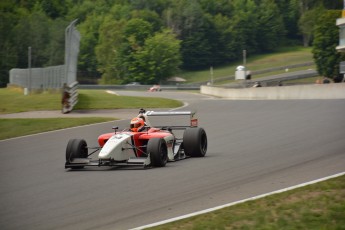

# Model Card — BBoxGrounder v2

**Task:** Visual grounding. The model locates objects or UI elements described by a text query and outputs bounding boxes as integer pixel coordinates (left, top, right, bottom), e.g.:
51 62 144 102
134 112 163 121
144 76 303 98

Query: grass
0 88 183 114
285 76 321 84
0 87 62 114
179 46 313 83
148 175 345 230
0 117 115 140
215 65 318 85
0 88 182 139
75 90 182 110
246 46 313 70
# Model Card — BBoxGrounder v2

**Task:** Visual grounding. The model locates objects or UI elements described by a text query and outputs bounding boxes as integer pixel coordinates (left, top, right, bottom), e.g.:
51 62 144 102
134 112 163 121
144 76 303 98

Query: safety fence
9 65 65 90
9 19 80 114
62 19 80 113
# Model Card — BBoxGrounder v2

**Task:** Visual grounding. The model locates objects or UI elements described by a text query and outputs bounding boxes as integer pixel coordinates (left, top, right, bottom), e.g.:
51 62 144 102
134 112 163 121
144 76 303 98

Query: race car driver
130 108 153 132
130 117 145 132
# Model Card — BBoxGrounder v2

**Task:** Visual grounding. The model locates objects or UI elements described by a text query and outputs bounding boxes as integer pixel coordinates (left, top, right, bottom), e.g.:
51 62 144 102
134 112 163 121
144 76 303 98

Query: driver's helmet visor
130 123 141 128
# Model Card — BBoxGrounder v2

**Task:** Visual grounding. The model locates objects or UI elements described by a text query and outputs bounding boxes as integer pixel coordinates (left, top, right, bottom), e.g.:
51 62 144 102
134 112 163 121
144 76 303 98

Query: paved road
1 91 345 230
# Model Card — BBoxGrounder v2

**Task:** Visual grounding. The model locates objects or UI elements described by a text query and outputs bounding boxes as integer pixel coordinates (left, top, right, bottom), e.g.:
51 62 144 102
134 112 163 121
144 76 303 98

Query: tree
257 0 285 52
95 17 127 84
66 0 112 22
12 3 51 67
275 0 300 42
130 0 172 16
40 0 70 19
321 0 343 10
45 17 67 66
198 0 233 17
131 9 163 32
209 14 236 63
130 29 181 84
166 0 214 69
230 0 258 56
78 12 104 81
120 18 153 82
298 6 324 47
96 17 157 84
123 18 153 48
312 10 345 79
0 0 19 87
2 0 344 87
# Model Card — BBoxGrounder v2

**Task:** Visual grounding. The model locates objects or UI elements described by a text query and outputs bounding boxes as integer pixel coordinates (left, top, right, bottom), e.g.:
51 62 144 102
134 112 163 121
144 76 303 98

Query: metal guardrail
62 81 78 114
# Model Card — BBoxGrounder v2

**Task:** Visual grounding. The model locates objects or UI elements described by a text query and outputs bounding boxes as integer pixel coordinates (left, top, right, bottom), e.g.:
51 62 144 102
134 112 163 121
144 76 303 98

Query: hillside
179 46 315 85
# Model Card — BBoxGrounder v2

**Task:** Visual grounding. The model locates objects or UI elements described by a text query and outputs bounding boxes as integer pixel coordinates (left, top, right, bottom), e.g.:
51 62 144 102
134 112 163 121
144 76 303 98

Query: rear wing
145 111 198 129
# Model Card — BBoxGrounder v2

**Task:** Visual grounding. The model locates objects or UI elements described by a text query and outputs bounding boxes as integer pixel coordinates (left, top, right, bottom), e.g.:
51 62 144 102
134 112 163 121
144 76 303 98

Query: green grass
0 88 62 114
180 46 313 83
0 88 183 114
75 90 182 109
0 117 115 140
285 76 321 84
215 65 318 85
149 175 345 230
246 46 313 70
0 88 182 139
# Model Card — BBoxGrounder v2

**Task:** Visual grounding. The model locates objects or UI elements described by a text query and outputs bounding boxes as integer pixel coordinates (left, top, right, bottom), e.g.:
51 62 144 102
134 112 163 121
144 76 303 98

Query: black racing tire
183 127 207 157
66 139 75 162
147 138 168 167
66 139 88 169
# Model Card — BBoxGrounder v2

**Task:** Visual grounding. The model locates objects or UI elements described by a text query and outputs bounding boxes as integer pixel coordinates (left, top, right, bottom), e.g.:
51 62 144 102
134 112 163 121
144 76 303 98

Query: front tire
183 127 207 157
147 138 168 167
66 139 88 169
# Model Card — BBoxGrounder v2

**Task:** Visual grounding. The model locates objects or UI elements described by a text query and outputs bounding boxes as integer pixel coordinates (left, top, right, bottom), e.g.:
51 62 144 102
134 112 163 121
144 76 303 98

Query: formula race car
148 84 162 92
65 109 207 169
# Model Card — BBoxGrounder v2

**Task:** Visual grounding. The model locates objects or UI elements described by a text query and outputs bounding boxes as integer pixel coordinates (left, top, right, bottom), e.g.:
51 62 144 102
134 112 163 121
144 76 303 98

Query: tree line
0 0 343 87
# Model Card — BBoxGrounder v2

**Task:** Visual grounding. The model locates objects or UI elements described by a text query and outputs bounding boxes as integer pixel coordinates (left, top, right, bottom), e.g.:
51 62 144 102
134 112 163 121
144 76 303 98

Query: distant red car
65 109 207 169
148 84 162 92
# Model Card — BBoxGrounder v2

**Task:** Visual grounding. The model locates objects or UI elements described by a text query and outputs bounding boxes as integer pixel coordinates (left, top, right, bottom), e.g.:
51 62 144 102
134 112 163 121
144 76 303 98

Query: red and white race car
148 84 162 92
65 109 207 169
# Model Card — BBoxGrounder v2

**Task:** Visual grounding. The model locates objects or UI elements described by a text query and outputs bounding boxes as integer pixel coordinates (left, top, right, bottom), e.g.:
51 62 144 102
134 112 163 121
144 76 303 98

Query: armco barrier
201 83 345 100
61 81 78 114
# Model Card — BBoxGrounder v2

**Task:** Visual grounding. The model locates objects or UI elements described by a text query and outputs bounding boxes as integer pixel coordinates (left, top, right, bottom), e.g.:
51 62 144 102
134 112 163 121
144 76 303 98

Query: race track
1 91 345 230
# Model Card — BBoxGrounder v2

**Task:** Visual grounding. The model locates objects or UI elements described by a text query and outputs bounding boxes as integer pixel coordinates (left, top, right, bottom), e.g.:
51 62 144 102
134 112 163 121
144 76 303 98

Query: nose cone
98 133 133 160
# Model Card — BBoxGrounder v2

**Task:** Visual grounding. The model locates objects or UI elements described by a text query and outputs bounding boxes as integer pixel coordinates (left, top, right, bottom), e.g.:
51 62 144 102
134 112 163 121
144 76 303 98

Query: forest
0 0 343 87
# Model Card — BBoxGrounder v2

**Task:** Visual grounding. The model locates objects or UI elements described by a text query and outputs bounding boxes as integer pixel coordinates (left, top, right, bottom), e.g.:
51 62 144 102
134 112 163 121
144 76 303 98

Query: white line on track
130 171 345 230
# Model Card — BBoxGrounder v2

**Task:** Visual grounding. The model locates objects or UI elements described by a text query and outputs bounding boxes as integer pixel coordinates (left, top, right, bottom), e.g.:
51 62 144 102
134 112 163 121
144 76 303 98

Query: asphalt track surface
1 91 345 230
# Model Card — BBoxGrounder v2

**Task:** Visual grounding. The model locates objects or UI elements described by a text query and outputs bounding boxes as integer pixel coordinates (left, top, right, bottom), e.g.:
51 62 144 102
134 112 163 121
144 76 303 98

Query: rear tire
147 138 168 167
66 139 88 169
183 127 207 157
